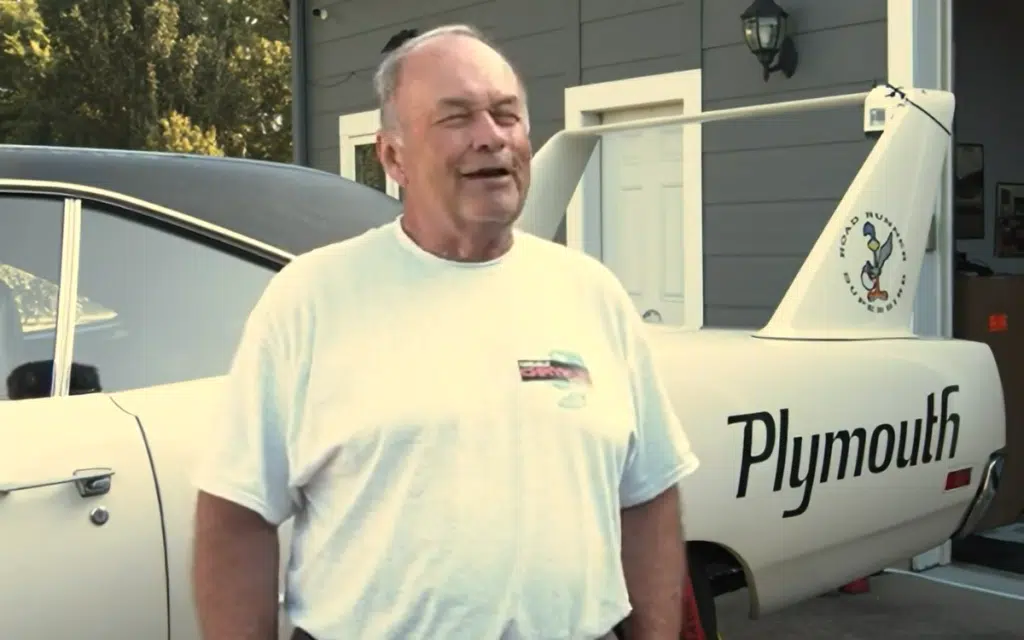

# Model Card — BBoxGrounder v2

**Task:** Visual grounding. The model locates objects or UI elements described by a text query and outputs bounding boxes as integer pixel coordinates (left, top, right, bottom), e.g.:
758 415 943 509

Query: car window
0 264 118 333
0 195 64 401
72 200 277 394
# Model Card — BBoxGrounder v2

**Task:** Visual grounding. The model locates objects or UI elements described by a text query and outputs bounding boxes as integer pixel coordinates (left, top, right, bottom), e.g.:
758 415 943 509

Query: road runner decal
730 385 961 519
838 211 909 315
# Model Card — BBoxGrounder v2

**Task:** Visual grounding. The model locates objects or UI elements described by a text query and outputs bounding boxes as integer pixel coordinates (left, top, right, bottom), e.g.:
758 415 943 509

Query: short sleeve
615 294 700 508
192 274 301 526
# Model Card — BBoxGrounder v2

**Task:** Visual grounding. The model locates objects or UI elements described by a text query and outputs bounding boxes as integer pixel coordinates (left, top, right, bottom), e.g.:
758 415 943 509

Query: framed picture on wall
954 143 986 239
994 182 1024 258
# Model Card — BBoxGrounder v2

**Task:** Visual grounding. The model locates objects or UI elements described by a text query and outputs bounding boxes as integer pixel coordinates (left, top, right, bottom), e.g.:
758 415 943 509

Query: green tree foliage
147 110 224 156
0 0 292 161
0 0 292 328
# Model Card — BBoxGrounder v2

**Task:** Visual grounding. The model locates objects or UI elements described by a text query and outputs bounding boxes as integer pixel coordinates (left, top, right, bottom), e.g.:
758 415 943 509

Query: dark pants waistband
290 626 619 639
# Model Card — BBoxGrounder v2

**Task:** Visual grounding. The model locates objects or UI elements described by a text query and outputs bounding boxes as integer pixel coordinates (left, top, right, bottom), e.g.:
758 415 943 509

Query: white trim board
563 69 704 328
889 0 954 341
889 0 955 572
338 109 401 199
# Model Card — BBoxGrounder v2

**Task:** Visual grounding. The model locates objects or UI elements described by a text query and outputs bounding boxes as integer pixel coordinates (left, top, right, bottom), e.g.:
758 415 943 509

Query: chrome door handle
0 467 115 498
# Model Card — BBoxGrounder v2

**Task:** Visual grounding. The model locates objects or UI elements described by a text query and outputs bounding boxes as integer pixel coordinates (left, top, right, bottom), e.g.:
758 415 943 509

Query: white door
0 193 166 639
0 396 168 639
339 109 402 200
601 103 688 326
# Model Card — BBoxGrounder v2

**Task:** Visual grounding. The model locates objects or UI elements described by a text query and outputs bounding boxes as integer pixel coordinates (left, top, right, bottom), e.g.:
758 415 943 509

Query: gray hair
373 24 529 133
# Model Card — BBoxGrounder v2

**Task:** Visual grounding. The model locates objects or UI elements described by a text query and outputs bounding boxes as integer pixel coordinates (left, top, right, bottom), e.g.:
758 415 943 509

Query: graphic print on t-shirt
517 350 591 409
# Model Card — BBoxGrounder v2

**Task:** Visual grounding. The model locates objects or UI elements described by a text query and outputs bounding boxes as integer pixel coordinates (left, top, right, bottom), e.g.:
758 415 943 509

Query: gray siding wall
301 0 887 328
303 0 579 173
701 0 887 327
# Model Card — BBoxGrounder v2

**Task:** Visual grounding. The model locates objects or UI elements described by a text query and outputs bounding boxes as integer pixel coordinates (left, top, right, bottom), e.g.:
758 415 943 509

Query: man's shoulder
515 231 617 280
254 220 396 323
283 220 396 279
516 232 630 299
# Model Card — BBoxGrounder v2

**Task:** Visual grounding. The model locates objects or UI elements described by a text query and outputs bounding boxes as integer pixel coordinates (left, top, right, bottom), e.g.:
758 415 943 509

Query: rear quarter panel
111 379 295 640
110 333 1006 628
647 330 1005 616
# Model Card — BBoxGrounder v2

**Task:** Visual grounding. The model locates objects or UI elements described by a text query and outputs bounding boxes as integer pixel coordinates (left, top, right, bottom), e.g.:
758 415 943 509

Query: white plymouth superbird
0 84 1005 640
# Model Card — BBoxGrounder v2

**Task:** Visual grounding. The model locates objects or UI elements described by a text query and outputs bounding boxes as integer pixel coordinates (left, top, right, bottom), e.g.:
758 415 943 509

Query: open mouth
462 167 511 179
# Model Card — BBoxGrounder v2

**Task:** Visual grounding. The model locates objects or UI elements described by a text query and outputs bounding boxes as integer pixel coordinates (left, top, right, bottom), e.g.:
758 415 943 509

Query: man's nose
469 112 507 150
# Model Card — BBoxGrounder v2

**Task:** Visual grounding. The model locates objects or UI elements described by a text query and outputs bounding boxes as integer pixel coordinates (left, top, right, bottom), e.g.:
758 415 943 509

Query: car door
68 196 279 640
0 193 167 640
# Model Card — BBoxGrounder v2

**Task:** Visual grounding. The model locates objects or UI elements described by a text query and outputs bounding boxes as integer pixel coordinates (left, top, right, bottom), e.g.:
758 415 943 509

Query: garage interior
948 0 1024 575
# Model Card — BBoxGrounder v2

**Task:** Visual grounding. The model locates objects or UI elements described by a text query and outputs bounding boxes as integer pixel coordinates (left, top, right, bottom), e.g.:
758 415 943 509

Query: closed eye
492 112 520 125
439 113 472 125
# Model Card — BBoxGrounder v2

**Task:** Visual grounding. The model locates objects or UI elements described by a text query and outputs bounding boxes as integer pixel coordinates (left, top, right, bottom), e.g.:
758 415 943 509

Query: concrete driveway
715 565 1024 639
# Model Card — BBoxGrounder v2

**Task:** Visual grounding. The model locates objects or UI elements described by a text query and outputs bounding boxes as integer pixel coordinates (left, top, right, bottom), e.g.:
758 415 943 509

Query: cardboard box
953 274 1024 531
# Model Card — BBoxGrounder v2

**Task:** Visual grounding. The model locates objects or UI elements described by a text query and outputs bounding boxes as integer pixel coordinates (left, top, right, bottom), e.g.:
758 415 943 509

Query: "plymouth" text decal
729 385 961 518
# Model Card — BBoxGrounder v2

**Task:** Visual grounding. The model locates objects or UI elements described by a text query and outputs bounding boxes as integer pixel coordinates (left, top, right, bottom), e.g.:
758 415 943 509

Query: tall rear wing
517 85 955 341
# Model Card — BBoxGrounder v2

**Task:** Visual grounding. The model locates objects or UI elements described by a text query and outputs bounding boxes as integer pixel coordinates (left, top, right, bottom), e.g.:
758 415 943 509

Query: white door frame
889 0 956 571
563 69 704 329
338 109 401 199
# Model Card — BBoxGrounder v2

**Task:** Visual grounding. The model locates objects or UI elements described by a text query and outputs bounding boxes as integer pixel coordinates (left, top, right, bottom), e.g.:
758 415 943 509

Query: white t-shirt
194 217 699 640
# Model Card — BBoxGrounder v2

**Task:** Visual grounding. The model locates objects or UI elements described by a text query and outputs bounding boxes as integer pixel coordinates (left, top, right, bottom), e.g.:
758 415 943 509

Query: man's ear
376 131 407 186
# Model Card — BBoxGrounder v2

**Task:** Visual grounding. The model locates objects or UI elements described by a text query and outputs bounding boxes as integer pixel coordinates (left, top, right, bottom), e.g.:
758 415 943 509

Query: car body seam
109 394 173 640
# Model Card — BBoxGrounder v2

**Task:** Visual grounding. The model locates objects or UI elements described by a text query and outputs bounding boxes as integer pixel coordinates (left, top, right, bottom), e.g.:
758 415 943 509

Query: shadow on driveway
716 572 1024 639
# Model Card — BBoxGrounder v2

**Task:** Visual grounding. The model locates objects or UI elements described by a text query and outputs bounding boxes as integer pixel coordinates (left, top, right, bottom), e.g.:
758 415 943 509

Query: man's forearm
193 491 281 640
620 486 685 640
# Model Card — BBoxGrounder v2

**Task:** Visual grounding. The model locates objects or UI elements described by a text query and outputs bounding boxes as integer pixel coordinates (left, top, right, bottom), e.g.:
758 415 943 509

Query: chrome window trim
51 198 82 397
0 179 294 264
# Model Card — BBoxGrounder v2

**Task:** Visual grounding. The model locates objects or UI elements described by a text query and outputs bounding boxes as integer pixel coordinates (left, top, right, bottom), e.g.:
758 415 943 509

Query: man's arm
620 487 685 640
191 273 303 640
606 267 699 640
193 493 281 639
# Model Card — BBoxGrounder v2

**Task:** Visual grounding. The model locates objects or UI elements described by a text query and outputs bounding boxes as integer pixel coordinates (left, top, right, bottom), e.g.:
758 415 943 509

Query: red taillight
945 468 972 491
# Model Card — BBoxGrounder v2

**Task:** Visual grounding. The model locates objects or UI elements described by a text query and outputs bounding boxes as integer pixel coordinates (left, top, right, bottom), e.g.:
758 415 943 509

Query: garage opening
949 0 1024 576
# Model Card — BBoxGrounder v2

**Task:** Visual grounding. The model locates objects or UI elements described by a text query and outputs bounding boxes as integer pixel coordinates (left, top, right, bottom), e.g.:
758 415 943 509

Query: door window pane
74 201 277 394
0 196 64 400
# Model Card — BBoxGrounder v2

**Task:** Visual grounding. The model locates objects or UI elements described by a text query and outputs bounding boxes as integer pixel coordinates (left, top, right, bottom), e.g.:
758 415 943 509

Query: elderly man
191 24 699 640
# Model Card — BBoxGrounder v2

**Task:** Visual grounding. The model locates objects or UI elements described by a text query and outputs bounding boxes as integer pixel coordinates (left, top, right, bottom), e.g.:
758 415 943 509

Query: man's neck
400 212 514 263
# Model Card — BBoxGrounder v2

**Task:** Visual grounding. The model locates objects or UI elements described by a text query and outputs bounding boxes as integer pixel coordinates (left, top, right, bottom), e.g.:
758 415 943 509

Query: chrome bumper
952 449 1006 540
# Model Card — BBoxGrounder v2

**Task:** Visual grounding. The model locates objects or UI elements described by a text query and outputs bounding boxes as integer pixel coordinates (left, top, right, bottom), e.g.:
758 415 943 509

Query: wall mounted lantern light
382 29 419 54
741 0 798 82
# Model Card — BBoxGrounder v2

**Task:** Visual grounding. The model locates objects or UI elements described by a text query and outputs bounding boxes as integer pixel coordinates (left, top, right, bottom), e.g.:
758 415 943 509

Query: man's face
377 36 532 230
